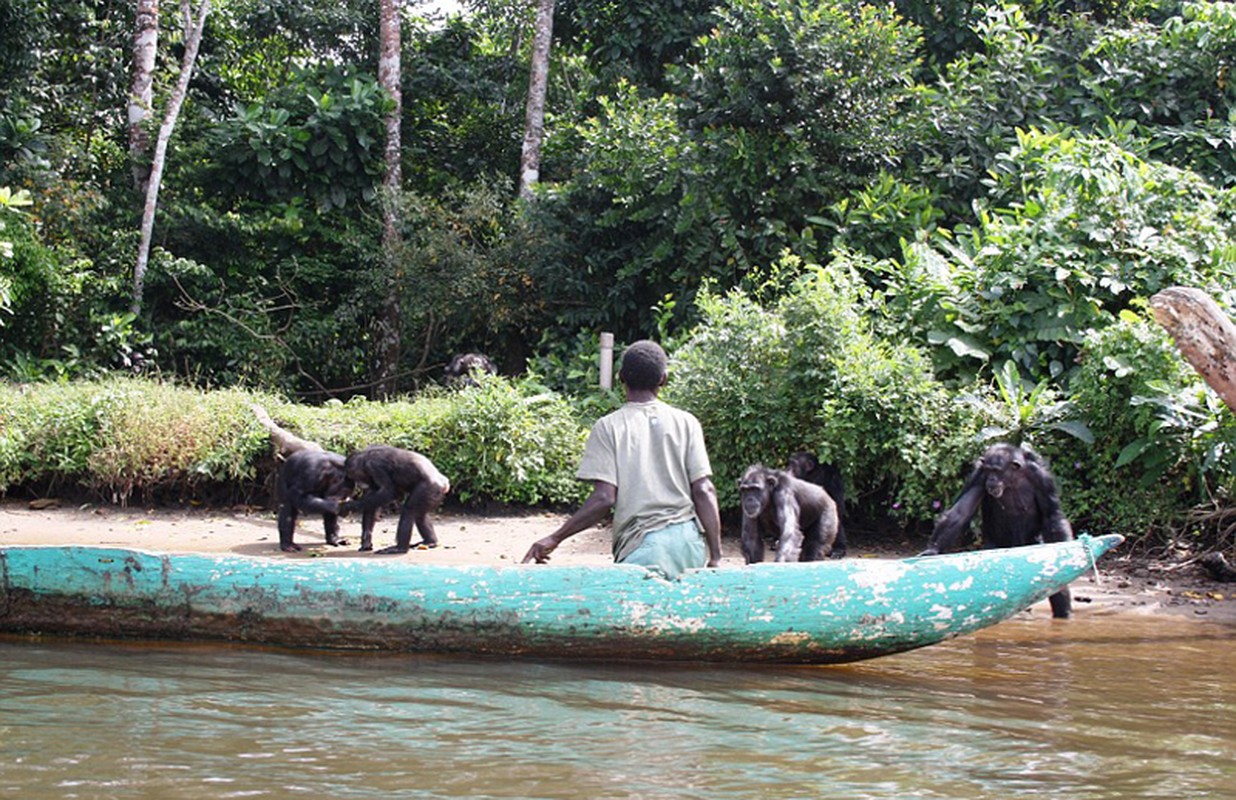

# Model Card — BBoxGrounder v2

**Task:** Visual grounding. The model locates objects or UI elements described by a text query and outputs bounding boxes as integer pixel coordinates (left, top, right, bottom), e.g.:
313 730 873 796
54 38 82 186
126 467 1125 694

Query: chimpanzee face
787 453 817 478
980 445 1025 499
739 467 776 518
740 484 767 518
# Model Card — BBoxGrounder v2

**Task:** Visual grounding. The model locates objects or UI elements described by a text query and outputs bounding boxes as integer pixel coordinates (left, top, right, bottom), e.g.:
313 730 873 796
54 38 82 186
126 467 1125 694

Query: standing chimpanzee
340 445 451 554
276 449 354 553
739 464 839 563
919 442 1076 618
786 452 848 558
444 353 497 387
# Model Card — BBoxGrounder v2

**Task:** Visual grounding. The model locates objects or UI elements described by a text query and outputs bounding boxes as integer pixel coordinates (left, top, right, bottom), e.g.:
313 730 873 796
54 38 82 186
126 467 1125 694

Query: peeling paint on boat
0 535 1122 664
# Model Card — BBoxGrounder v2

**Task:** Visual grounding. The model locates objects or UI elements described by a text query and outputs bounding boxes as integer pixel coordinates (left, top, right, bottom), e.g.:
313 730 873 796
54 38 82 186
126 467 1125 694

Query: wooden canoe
0 534 1122 664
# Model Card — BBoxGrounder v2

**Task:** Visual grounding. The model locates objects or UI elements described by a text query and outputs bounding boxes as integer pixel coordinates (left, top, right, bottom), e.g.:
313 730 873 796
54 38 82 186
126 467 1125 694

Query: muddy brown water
1 610 1232 799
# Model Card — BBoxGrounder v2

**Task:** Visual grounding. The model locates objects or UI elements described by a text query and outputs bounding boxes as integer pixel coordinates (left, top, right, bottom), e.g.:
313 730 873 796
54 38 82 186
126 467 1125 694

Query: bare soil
2 497 1234 626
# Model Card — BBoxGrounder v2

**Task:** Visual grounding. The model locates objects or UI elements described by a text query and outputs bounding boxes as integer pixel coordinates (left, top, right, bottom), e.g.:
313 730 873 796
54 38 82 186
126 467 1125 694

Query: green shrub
884 128 1236 386
0 376 588 508
1057 310 1234 537
0 381 114 492
669 251 984 523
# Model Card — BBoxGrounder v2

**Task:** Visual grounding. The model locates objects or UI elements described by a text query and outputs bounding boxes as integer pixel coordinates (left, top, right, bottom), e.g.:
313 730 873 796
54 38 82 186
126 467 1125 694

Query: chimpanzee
276 449 354 553
444 353 497 387
919 442 1075 618
739 464 839 563
340 445 451 554
786 451 848 558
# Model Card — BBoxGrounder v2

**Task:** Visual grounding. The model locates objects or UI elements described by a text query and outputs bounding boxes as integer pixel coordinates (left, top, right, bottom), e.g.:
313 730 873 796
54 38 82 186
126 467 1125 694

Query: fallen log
1149 286 1236 414
250 404 323 459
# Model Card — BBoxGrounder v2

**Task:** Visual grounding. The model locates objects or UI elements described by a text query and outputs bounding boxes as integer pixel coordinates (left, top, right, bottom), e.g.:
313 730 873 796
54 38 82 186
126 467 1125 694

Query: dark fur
786 452 848 558
276 450 353 552
444 353 497 387
739 464 839 563
340 445 450 554
920 442 1075 618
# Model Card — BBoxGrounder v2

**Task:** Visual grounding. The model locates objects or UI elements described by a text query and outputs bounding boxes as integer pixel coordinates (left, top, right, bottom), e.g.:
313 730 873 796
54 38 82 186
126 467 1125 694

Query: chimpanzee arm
1031 464 1074 544
920 472 985 555
740 512 764 564
345 463 399 513
773 492 804 563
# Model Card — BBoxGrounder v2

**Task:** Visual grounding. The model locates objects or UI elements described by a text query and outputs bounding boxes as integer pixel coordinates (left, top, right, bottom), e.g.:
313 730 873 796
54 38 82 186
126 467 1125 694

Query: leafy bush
211 65 394 212
883 129 1236 385
0 376 588 508
1059 310 1235 538
86 383 270 503
668 252 983 523
1081 1 1236 186
911 3 1085 219
0 381 114 493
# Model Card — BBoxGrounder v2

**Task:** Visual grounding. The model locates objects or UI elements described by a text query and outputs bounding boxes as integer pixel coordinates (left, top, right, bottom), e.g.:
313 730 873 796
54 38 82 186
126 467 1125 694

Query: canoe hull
0 534 1122 663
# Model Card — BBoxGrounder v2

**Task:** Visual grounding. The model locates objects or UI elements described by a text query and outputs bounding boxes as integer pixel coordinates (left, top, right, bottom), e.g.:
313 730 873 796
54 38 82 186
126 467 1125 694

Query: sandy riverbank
2 497 1234 625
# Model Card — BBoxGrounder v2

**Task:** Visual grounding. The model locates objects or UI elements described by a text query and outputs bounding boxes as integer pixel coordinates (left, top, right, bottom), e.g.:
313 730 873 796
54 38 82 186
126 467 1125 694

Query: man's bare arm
691 476 723 567
522 481 617 564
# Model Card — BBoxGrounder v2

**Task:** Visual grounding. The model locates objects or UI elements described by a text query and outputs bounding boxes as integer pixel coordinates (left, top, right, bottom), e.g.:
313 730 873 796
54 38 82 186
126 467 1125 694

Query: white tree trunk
129 0 158 193
374 0 404 398
131 0 211 316
1150 286 1236 415
518 0 555 201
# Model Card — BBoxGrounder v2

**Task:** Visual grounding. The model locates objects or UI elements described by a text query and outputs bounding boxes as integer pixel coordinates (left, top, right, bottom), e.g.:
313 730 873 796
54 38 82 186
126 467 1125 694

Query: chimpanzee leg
277 504 301 552
1048 587 1072 619
829 525 848 559
375 508 415 555
800 520 827 562
375 482 444 554
359 508 378 552
774 509 804 563
322 512 348 547
414 510 439 548
741 517 765 564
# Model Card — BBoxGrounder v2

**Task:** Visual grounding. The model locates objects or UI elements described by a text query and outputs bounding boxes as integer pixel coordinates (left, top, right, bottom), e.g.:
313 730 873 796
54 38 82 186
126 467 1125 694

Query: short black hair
618 340 668 391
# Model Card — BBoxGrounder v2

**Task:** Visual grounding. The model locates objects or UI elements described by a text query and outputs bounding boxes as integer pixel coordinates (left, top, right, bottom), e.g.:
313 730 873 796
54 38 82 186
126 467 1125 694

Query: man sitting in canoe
521 340 723 579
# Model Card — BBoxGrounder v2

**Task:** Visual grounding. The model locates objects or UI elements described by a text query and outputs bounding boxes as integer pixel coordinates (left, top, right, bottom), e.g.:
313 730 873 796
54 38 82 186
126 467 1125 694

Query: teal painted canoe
0 534 1122 664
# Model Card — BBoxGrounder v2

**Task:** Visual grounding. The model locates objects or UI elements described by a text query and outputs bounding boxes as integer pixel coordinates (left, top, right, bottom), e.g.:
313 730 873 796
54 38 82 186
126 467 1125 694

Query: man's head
618 340 668 392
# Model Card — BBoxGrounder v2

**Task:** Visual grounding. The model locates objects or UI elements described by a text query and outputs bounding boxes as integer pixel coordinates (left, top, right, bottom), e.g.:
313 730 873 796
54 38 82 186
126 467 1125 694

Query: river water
1 610 1232 799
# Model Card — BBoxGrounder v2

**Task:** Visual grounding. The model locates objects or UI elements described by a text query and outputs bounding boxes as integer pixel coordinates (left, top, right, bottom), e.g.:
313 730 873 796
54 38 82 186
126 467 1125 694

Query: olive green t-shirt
575 399 712 561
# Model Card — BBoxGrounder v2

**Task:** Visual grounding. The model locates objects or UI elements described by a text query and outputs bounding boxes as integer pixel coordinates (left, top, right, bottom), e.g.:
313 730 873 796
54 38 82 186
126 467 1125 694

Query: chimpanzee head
445 353 497 387
739 465 777 518
978 443 1032 499
787 452 819 479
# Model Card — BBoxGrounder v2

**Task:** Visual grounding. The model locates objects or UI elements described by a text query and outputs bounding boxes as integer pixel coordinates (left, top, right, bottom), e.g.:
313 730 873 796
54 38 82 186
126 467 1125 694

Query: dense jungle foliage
2 0 1235 550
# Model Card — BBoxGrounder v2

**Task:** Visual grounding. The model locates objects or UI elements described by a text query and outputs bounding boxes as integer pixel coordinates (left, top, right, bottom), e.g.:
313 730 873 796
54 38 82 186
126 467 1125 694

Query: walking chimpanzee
340 445 451 554
276 449 354 552
739 464 839 564
919 442 1075 618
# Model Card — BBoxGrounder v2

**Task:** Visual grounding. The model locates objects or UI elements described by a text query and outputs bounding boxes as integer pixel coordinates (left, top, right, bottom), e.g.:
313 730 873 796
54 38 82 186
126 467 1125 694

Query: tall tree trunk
129 0 158 193
1150 286 1236 415
131 0 211 316
373 0 403 399
517 0 555 201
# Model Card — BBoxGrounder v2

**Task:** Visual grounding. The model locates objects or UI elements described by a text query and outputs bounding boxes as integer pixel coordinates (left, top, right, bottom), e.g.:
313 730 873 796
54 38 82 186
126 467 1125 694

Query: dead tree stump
251 404 324 459
1149 286 1236 415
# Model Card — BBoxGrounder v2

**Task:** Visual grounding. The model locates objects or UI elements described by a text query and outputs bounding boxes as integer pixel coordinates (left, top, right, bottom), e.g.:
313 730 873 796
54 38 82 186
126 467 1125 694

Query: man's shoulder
655 400 702 425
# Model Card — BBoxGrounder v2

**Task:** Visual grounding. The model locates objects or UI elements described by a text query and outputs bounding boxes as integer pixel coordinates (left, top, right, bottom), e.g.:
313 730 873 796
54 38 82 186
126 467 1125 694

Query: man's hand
522 537 559 564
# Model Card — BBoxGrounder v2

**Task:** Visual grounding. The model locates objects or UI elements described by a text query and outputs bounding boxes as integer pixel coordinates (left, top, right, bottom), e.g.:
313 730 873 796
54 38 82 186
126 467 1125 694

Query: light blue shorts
617 520 706 580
